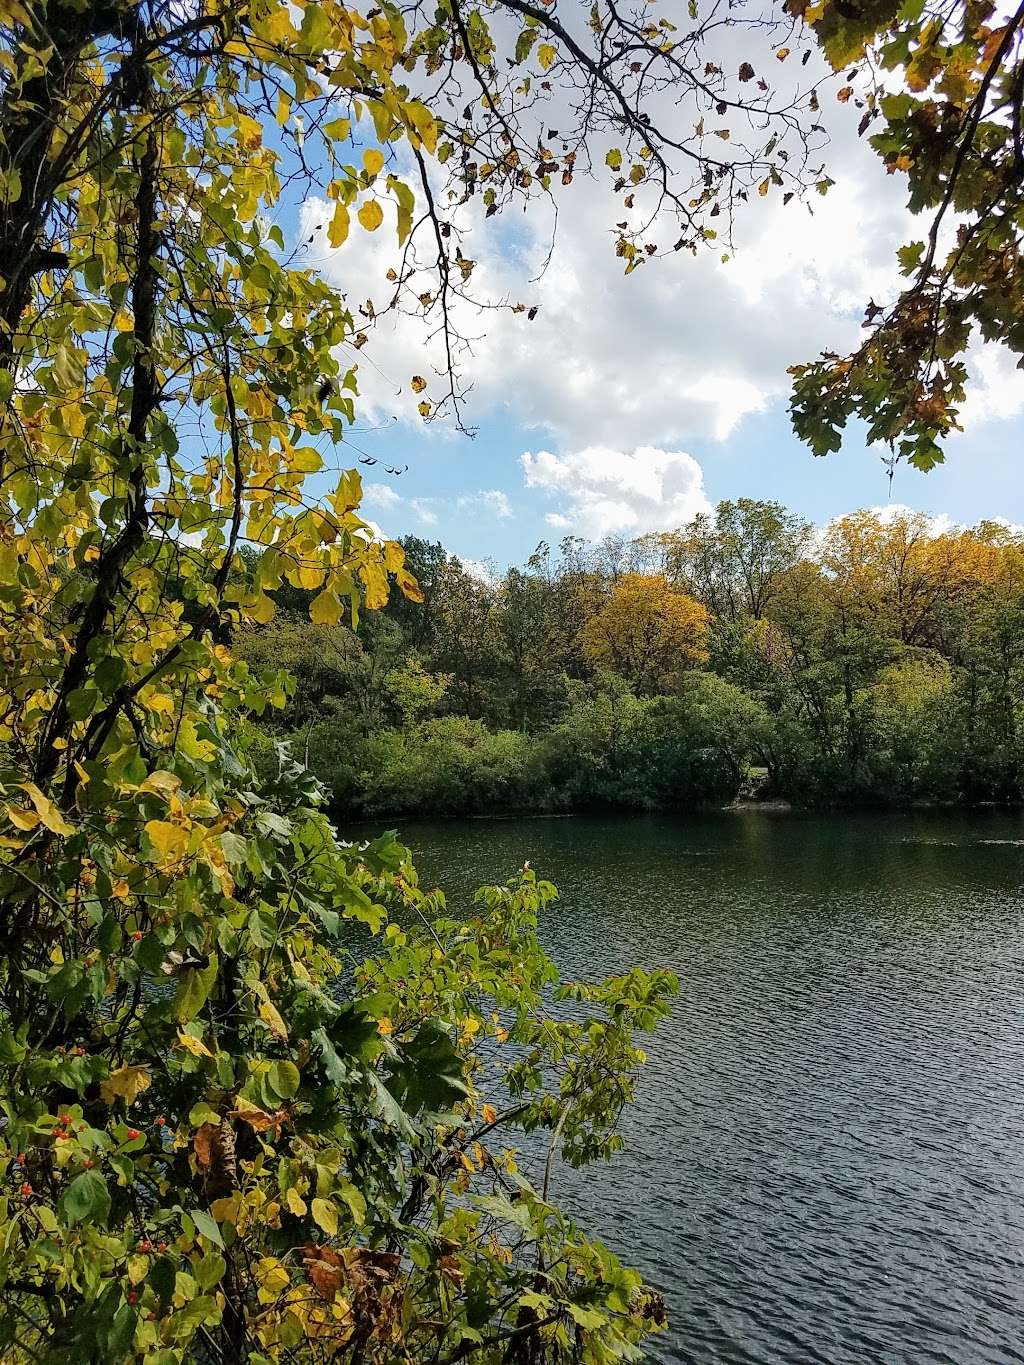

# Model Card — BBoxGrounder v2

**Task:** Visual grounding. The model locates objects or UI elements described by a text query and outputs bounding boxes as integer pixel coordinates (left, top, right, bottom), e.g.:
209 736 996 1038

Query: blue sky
286 33 1024 574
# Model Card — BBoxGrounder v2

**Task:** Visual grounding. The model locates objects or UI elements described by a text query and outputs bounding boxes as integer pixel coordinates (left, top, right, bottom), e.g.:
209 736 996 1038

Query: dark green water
352 809 1024 1365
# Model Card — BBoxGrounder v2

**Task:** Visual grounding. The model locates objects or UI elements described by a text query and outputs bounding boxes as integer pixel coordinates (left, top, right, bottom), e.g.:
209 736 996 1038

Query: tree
1 0 782 1357
791 0 1024 470
663 500 813 622
582 575 710 696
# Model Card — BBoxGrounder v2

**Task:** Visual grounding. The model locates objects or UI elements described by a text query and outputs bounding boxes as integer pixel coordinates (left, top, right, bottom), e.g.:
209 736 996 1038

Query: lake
361 809 1024 1365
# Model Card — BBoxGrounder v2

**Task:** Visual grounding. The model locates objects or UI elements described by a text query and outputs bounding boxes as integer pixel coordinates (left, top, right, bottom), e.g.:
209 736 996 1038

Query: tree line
242 500 1024 816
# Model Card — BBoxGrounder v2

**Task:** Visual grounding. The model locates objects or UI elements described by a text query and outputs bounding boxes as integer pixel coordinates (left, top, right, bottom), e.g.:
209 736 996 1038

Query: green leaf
175 953 218 1023
62 1170 111 1226
267 1059 299 1099
191 1208 224 1249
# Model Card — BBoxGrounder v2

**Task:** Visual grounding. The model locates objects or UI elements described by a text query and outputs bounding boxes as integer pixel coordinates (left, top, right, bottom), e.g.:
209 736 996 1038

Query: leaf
357 199 383 232
62 1170 110 1226
145 820 188 866
605 148 622 171
286 1187 307 1216
194 1123 220 1170
410 375 427 394
310 590 343 626
191 1208 224 1249
175 953 219 1024
537 42 557 70
268 1059 299 1099
6 805 39 831
339 1184 366 1226
305 1254 345 1300
18 783 73 837
177 1030 214 1059
311 1197 337 1235
259 999 288 1041
738 62 755 81
363 147 385 176
327 201 349 249
229 1096 281 1132
100 1064 152 1106
195 1251 226 1291
758 177 770 197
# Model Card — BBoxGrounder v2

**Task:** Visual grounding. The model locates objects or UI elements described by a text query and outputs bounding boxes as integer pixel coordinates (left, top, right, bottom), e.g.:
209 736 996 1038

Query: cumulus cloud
353 482 514 529
297 40 921 454
957 343 1024 431
520 445 712 538
362 482 402 508
458 489 512 518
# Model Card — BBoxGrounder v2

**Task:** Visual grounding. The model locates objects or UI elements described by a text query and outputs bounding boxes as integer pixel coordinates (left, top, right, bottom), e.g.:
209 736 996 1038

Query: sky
286 20 1024 574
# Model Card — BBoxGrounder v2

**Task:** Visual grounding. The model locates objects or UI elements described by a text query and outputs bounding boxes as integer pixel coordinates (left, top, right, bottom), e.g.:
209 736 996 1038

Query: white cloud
298 50 918 454
354 483 513 529
362 482 402 508
521 445 711 538
957 344 1024 431
458 489 512 518
460 557 497 584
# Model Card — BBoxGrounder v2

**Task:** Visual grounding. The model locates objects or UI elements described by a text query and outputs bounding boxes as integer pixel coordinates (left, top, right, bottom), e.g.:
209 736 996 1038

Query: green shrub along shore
240 500 1024 818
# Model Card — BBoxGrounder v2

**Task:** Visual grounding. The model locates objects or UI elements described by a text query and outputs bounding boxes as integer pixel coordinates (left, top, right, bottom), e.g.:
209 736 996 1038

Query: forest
241 500 1024 817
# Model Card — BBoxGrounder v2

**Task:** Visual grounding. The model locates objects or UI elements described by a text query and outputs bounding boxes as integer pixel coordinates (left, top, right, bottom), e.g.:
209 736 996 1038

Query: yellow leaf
18 783 74 837
776 46 790 60
259 998 289 1041
6 805 39 831
481 1104 497 1125
128 1254 150 1285
363 147 385 176
538 42 557 70
410 375 427 393
145 820 188 865
177 1031 214 1059
286 1187 307 1216
758 177 770 197
311 1197 338 1235
310 590 342 626
139 770 182 798
242 593 275 625
327 200 349 249
255 1255 290 1300
377 1017 393 1036
357 199 383 232
143 693 175 716
100 1064 152 1106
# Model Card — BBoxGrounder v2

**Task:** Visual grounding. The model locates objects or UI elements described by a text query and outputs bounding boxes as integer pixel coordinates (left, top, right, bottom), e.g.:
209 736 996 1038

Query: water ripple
384 810 1024 1365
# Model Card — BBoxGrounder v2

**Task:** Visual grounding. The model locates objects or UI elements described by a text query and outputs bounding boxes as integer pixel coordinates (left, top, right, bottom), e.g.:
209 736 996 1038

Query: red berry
132 931 142 942
157 1241 167 1252
155 1116 165 1127
139 1239 152 1252
59 1114 71 1126
83 1159 93 1169
126 1128 140 1141
15 1153 25 1165
127 1291 138 1306
73 1046 85 1056
20 1183 32 1197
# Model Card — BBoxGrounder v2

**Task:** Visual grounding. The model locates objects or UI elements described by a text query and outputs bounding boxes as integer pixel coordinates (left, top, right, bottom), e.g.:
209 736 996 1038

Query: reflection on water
350 810 1024 1365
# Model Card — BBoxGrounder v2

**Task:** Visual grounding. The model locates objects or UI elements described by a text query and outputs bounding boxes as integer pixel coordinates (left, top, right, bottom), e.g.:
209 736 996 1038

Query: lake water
362 810 1024 1365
